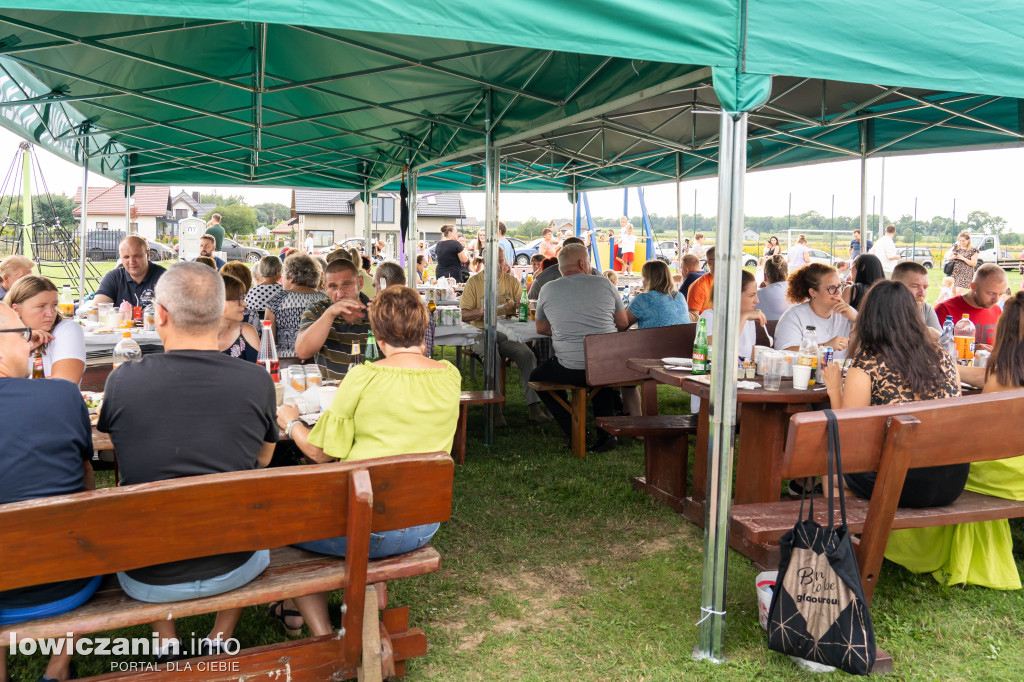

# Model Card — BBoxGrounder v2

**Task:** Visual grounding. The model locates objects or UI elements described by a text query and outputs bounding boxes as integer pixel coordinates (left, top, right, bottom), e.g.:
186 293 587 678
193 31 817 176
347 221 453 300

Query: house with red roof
73 184 172 240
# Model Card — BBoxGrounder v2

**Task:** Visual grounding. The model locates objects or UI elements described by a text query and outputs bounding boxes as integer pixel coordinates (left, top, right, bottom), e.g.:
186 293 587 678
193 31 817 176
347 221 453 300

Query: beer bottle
365 330 380 362
692 318 709 375
348 341 362 373
518 287 529 322
31 350 44 379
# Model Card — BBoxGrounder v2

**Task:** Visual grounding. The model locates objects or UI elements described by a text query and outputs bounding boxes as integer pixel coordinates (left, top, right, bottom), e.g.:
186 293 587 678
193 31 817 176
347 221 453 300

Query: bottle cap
122 331 131 338
806 325 816 331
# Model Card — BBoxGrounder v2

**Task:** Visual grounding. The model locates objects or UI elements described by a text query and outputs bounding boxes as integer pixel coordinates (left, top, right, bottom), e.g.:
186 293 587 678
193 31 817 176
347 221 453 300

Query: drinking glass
763 351 783 391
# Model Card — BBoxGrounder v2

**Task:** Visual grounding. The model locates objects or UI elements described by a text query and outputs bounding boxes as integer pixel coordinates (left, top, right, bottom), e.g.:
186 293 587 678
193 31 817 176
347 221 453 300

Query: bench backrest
584 323 696 386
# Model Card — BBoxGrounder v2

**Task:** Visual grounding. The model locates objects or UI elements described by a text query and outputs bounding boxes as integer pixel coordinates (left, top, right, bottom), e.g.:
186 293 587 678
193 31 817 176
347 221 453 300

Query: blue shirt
95 262 166 307
499 238 516 264
627 290 690 329
679 270 706 299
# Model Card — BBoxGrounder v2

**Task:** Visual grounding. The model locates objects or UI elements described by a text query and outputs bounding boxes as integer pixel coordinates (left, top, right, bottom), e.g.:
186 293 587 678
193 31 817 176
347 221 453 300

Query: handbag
943 259 955 276
766 410 876 675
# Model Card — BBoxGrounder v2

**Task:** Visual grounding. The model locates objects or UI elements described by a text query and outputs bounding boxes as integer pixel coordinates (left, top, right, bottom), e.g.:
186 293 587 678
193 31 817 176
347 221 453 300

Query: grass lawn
8 349 1024 681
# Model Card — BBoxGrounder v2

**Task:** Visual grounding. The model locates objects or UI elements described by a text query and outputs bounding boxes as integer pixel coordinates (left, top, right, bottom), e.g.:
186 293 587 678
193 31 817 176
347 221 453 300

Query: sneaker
155 639 188 665
528 403 552 423
788 478 824 497
588 435 619 453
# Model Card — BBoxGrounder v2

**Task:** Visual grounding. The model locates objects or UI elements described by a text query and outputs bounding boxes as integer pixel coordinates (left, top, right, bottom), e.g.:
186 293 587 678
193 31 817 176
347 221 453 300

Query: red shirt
934 295 1001 346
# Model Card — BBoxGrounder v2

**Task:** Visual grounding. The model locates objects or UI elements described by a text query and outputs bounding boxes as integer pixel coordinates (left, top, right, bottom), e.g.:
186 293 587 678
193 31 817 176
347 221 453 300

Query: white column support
406 169 418 287
125 166 132 234
482 88 499 445
79 143 89 300
694 110 748 664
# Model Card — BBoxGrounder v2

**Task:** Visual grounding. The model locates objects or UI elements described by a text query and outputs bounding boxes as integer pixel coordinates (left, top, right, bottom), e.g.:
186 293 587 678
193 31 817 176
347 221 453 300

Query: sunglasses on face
0 327 32 341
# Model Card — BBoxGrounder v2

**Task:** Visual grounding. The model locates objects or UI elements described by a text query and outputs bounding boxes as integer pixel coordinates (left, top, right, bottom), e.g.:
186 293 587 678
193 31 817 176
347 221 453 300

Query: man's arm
257 441 276 468
535 319 552 336
613 309 629 331
92 269 117 304
294 305 335 360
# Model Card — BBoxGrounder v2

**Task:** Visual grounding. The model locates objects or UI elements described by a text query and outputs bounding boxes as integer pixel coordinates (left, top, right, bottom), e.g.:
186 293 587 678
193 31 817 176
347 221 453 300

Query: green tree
965 210 1007 235
199 193 243 207
252 202 291 227
203 204 257 235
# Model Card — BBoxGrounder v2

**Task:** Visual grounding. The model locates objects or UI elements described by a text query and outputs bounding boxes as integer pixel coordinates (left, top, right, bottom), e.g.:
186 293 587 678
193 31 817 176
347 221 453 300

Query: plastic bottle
258 320 280 381
365 330 380 362
518 287 529 322
938 315 956 358
798 326 819 386
58 284 75 317
692 318 708 375
112 331 142 369
953 314 976 365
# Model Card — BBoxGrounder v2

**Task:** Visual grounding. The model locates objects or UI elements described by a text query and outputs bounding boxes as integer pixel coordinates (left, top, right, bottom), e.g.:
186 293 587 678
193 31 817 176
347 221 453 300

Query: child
936 276 955 305
603 269 618 286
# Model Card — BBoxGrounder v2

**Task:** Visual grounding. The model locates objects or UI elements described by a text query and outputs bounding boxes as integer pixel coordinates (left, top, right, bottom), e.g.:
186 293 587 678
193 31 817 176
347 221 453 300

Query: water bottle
112 331 142 369
798 326 819 386
953 314 977 365
938 315 956 358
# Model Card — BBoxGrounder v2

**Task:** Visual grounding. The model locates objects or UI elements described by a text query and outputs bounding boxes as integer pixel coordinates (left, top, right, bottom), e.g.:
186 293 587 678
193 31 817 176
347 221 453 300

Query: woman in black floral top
822 280 965 507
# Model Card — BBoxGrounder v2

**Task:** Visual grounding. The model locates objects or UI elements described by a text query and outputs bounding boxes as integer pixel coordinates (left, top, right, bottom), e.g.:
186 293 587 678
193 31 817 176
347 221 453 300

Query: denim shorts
295 523 440 560
0 575 103 626
116 550 270 603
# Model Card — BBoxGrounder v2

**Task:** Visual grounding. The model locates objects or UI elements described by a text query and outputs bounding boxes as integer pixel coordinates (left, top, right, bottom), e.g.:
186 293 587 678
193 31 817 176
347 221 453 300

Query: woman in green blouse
272 285 461 637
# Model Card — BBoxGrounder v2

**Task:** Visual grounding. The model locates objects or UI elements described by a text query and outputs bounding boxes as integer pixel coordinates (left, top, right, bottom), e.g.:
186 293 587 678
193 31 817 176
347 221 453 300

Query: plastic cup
792 363 812 390
318 385 338 413
763 351 783 391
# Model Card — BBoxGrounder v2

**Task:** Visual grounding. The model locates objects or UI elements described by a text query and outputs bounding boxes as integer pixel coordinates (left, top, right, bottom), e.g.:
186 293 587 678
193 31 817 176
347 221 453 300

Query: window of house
371 197 395 224
175 208 189 219
95 222 109 230
308 230 335 248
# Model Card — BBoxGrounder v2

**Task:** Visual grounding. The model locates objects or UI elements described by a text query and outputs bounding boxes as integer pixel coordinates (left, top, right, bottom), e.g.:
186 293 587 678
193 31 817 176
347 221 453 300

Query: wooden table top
626 358 830 404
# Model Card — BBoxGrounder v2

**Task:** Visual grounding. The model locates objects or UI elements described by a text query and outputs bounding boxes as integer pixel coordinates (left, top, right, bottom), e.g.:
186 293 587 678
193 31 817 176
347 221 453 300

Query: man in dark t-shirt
677 253 706 299
94 234 166 308
0 303 96 681
204 213 225 251
98 262 277 657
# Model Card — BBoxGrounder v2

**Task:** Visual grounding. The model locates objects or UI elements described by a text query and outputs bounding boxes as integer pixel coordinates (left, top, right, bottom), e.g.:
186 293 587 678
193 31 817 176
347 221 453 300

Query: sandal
269 601 305 638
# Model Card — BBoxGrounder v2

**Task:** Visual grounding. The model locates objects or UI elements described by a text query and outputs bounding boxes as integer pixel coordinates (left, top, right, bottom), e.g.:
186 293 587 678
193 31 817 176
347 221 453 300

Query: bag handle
823 409 849 542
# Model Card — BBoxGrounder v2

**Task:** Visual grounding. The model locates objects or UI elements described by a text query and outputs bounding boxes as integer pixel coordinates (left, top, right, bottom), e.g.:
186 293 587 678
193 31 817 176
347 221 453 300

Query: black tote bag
766 410 876 675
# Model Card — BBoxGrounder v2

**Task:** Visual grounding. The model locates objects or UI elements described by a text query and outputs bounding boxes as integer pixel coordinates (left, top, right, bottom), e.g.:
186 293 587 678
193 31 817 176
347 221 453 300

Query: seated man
530 243 628 452
93 235 166 307
529 236 595 300
461 248 550 425
0 254 34 299
934 263 1006 351
677 253 706 299
294 259 371 380
687 246 715 319
97 263 277 660
0 303 97 682
893 261 941 341
196 233 227 269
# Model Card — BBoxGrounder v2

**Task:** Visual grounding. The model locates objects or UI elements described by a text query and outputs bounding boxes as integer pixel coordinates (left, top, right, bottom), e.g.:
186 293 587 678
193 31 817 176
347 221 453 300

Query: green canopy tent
0 1 1023 665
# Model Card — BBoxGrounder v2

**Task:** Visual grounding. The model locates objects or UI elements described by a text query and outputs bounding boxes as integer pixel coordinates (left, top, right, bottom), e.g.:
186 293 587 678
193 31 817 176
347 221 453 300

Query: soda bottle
938 315 956 358
112 331 142 369
518 287 529 322
258 320 280 381
798 325 819 386
348 341 362 373
31 350 44 379
365 330 380 362
953 314 976 365
58 284 75 317
692 317 709 375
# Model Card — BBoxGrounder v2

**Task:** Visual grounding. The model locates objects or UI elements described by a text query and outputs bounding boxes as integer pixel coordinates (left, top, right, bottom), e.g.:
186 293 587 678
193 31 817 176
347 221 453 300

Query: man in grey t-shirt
893 261 941 340
530 243 628 452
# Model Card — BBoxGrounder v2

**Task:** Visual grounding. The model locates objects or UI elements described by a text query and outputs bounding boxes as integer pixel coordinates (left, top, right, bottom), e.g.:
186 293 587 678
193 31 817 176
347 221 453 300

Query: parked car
84 230 174 262
781 248 834 267
898 247 934 269
222 238 268 263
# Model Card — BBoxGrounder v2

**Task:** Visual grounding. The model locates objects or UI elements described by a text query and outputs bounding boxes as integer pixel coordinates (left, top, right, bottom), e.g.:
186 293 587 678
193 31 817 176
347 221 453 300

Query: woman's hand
277 403 300 430
832 299 857 321
28 329 53 352
825 335 849 353
743 309 767 327
822 362 843 402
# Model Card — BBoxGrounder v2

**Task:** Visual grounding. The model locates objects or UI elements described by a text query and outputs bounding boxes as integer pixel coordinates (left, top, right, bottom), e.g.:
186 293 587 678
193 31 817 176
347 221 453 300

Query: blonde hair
941 276 954 288
5 275 61 345
641 260 675 296
602 269 618 286
957 230 971 244
0 254 34 279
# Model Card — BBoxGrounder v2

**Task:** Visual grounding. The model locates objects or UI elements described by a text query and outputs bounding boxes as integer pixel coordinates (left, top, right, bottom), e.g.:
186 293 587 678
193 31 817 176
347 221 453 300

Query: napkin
737 381 760 389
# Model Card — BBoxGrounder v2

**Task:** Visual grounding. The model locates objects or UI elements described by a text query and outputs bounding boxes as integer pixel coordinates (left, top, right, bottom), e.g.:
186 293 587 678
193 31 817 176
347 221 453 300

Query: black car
223 238 268 263
84 230 174 262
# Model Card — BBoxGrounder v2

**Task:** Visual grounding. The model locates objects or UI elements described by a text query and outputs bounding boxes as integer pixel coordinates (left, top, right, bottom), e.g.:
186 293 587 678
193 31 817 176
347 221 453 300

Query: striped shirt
298 294 371 381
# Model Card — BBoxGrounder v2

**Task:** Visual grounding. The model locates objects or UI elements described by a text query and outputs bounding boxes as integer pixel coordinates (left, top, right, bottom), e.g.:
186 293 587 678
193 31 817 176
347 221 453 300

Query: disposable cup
762 351 783 391
318 385 339 413
792 363 812 390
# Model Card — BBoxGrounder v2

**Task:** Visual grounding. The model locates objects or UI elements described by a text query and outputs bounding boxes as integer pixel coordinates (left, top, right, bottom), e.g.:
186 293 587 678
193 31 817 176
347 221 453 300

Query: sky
4 125 1022 232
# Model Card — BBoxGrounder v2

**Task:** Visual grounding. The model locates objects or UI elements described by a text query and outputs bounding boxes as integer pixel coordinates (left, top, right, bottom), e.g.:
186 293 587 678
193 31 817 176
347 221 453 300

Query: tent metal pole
878 157 886 238
482 88 498 445
406 169 418 288
125 167 131 234
859 150 868 252
79 143 88 300
362 182 371 259
695 110 747 664
676 153 683 271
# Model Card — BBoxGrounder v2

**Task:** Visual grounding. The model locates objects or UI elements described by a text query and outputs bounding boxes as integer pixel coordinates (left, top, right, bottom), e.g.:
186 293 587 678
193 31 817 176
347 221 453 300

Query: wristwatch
286 419 302 439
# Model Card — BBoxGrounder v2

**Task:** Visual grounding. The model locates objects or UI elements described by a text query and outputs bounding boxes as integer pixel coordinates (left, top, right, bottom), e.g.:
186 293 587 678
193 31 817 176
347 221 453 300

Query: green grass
9 351 1024 680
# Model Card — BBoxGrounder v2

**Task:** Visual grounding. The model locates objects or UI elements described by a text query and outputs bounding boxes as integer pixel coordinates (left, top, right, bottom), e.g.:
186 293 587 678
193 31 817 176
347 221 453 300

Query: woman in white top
773 263 857 360
787 233 811 269
755 255 793 321
3 275 86 384
699 269 767 361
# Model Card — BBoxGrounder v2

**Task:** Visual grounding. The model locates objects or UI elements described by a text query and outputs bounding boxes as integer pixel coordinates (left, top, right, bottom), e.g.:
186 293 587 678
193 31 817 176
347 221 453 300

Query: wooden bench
451 390 505 464
0 452 454 680
730 391 1024 673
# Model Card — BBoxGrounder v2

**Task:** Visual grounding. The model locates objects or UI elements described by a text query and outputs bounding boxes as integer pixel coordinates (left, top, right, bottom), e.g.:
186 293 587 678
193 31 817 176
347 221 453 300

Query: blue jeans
0 576 102 626
295 523 440 559
116 550 270 603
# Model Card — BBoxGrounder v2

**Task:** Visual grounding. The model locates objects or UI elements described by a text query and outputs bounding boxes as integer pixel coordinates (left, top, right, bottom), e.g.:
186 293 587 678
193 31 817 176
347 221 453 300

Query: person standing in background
205 213 225 251
869 223 900 277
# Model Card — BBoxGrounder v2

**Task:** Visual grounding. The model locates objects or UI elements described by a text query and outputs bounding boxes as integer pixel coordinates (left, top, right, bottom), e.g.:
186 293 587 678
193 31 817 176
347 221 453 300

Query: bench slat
596 415 698 437
0 545 440 642
460 390 504 404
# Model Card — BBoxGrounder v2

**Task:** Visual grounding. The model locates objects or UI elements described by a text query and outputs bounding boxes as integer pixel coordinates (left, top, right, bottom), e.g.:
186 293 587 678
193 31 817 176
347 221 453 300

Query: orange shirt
687 273 714 313
539 238 559 259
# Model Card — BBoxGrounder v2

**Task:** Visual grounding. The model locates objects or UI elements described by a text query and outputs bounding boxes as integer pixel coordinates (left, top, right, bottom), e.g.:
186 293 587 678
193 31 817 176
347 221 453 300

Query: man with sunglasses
0 303 97 682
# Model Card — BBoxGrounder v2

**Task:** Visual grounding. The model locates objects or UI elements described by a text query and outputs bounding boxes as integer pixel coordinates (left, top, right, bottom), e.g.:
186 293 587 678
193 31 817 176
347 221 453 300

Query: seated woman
244 255 284 328
774 263 856 360
754 255 792 321
882 292 1024 589
4 275 85 384
699 270 767 361
271 286 461 637
625 260 689 329
218 274 261 362
822 280 965 508
841 253 884 310
264 253 328 358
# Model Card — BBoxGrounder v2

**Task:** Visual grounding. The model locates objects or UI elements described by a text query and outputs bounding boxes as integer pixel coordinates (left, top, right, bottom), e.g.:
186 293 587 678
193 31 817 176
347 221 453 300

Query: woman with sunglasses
217 274 261 362
3 275 86 384
772 262 857 359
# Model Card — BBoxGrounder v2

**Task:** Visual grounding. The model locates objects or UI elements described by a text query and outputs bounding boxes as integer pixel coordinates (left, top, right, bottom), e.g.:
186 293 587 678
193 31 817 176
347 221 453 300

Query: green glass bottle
365 330 380 362
692 318 708 375
518 287 529 322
